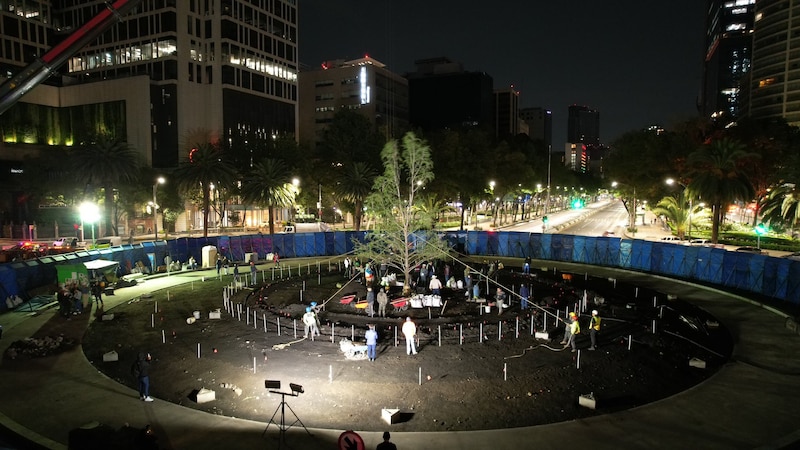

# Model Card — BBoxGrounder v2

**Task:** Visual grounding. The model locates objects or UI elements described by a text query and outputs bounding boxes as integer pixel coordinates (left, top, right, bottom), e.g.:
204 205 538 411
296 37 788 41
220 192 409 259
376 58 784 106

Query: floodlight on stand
263 381 312 444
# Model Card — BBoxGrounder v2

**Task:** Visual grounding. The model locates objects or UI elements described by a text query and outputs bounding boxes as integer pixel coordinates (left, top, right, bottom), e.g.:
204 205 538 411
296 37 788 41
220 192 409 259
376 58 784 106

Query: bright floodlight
79 202 100 223
265 380 281 390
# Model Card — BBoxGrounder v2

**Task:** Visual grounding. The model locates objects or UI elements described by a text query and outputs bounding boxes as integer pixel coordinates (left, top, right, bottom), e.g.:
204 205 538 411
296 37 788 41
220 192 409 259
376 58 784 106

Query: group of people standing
57 279 105 317
561 310 602 352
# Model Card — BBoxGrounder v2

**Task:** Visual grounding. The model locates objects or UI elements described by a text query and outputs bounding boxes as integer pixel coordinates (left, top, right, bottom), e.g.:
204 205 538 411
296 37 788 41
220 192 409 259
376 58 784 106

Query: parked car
688 239 709 246
52 237 78 249
0 241 48 262
660 236 681 242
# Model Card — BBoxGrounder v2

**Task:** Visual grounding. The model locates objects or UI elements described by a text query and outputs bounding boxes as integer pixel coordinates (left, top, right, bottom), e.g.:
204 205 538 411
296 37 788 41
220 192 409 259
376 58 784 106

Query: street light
79 202 100 247
666 178 692 239
153 176 165 239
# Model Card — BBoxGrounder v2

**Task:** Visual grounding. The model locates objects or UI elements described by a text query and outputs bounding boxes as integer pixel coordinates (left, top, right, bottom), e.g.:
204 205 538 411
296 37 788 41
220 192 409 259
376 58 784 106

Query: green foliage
172 141 237 237
688 138 757 243
68 134 141 236
356 132 450 294
239 158 295 235
651 195 691 238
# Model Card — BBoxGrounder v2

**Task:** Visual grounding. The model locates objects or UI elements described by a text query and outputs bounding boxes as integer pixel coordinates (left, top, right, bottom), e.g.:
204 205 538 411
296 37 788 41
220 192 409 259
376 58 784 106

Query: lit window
726 23 746 32
758 78 776 88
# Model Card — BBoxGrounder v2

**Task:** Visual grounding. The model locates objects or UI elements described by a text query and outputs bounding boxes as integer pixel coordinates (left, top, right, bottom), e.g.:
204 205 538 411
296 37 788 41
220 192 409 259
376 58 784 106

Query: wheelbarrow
390 297 409 311
354 300 372 314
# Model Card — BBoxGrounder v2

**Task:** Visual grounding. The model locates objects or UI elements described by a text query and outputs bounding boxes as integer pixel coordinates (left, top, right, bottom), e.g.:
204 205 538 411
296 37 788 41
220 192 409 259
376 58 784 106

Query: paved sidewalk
1 262 799 450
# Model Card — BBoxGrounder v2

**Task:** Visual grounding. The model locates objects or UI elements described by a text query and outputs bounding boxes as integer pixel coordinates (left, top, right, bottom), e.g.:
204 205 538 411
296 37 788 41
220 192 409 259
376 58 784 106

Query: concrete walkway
1 261 799 450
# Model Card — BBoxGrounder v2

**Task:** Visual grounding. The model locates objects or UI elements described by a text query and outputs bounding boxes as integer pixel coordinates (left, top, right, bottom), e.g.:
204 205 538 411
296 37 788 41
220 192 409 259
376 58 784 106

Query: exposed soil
18 260 732 433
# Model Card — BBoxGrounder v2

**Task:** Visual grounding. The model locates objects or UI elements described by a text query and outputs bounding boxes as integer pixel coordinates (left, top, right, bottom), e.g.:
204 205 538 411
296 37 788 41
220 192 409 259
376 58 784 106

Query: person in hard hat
303 307 319 339
402 317 417 355
560 312 578 345
565 314 580 352
310 301 321 326
589 310 601 350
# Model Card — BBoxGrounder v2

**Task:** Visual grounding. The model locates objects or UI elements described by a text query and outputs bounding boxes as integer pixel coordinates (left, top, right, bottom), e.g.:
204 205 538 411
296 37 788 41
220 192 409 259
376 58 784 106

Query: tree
355 132 451 295
172 142 237 237
760 184 800 232
335 162 376 231
239 159 296 235
725 117 800 226
69 135 140 236
651 194 692 239
687 138 756 243
314 110 385 227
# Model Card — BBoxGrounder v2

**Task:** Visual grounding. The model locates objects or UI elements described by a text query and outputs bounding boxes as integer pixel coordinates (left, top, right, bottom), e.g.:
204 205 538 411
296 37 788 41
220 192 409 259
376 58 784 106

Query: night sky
299 0 708 146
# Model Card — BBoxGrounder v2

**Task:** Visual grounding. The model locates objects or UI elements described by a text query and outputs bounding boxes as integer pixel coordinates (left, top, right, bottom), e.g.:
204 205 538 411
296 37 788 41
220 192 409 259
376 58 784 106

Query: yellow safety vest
591 316 601 331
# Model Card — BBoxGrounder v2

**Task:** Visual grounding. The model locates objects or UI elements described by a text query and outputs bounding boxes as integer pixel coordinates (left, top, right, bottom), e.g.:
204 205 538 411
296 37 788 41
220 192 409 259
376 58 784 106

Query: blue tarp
4 230 800 311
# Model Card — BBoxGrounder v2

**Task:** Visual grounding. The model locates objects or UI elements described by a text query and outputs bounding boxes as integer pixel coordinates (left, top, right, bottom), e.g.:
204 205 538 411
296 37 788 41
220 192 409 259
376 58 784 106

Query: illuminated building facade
298 56 408 149
702 0 755 123
1 0 298 169
747 0 800 126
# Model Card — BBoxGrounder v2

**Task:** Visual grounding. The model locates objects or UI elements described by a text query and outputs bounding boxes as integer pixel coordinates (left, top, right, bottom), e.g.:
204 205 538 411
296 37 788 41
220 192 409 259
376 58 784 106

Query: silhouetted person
376 431 397 450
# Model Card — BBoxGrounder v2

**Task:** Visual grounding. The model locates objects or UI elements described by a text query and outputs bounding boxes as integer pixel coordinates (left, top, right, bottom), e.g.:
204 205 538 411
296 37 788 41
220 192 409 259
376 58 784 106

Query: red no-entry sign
338 430 365 450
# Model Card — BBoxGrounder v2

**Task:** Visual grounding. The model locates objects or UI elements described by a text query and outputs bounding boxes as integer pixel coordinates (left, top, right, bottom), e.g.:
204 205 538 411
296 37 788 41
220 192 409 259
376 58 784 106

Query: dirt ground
10 261 732 433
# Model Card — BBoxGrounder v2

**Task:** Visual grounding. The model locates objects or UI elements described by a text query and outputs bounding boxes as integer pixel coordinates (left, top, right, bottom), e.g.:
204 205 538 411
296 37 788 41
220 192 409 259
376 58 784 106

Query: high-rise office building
701 0 756 123
567 104 599 145
298 56 408 149
1 0 298 169
519 107 552 149
565 105 600 173
747 0 800 126
407 57 495 133
494 86 519 138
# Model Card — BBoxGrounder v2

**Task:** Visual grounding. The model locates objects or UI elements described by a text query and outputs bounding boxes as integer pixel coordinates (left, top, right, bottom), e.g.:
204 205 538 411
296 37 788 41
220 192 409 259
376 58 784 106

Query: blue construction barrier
2 230 800 311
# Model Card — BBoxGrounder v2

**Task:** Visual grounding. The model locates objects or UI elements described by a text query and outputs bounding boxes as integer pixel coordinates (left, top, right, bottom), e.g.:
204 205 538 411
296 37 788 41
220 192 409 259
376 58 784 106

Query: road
501 199 634 237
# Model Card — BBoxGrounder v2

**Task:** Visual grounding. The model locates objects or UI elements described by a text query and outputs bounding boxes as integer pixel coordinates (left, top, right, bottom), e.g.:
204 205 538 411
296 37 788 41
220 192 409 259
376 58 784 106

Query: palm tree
687 138 756 243
172 142 237 237
70 135 140 236
760 184 800 231
336 161 376 231
239 159 295 235
651 194 692 239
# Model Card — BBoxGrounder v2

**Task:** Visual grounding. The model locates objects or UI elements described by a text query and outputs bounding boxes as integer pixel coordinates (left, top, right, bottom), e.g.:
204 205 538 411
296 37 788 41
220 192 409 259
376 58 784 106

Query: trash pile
4 335 76 360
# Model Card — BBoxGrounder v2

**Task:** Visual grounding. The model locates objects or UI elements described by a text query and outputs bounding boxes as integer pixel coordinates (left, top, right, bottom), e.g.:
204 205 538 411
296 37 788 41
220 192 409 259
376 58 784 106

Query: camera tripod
262 390 311 448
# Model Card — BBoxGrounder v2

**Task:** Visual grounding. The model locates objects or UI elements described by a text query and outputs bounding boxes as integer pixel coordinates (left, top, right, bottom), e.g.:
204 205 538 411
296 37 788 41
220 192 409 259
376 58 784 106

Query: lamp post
317 183 323 231
152 176 165 240
666 178 692 240
489 181 496 226
545 145 552 215
291 177 300 224
79 202 100 247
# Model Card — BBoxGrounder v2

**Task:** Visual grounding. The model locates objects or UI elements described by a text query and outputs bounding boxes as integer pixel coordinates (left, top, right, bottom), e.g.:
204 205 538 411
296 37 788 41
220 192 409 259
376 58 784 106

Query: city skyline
299 0 707 145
